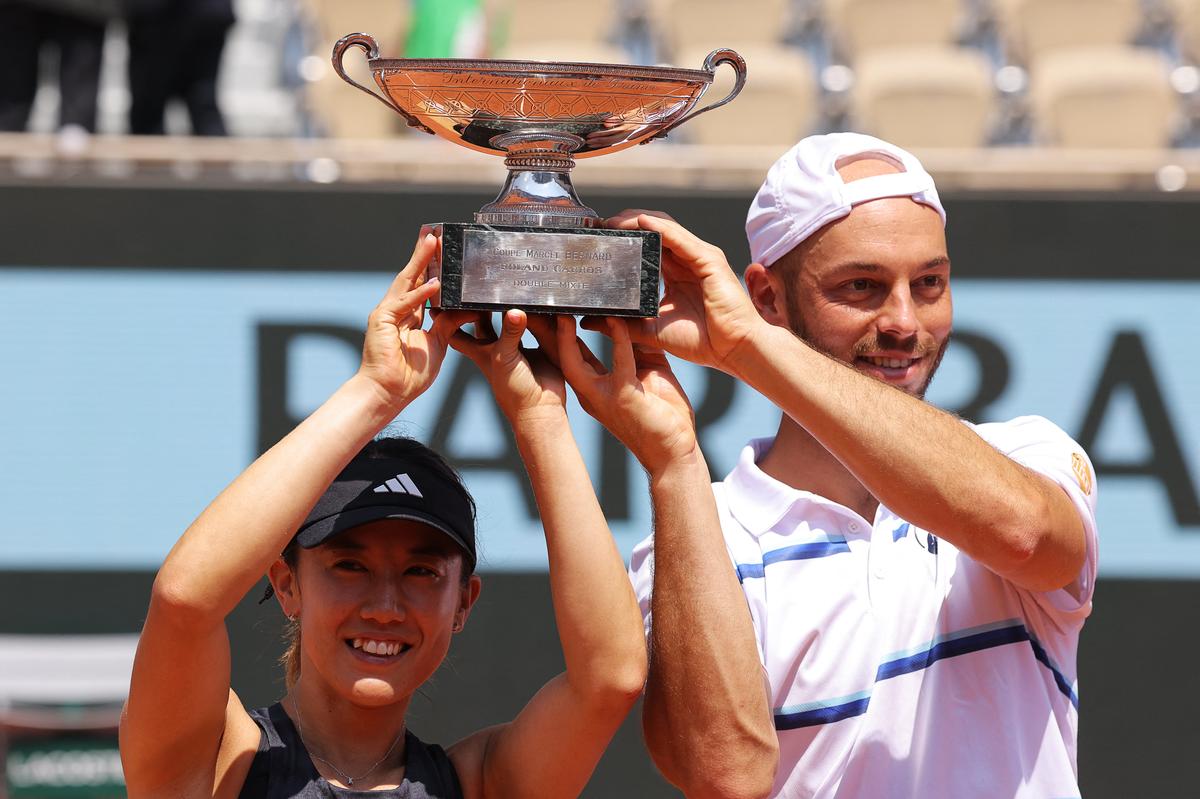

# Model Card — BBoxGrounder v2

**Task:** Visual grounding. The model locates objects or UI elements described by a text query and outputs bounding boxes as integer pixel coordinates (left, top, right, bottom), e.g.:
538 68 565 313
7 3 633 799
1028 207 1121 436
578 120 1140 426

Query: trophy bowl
333 34 747 316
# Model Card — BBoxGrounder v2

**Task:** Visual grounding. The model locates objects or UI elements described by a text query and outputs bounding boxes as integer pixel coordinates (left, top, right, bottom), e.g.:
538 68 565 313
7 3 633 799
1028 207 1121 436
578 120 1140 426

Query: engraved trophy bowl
333 33 746 316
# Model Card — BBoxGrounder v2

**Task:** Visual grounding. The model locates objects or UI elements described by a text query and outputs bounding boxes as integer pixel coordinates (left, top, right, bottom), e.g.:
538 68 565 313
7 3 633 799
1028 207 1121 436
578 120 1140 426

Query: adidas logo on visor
372 473 423 497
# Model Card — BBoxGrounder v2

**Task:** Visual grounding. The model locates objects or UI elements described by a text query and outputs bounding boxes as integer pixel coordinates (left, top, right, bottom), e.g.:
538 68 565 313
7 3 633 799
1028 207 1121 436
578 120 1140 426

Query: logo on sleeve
1071 453 1093 495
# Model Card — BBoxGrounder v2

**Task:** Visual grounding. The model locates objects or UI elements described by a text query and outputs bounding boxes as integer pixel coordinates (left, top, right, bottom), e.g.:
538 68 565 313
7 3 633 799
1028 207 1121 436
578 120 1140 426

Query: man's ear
268 557 300 618
454 574 483 633
745 262 790 328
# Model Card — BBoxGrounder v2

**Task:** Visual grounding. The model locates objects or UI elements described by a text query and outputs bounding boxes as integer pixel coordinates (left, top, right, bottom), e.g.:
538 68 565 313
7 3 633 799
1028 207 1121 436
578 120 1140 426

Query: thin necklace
290 697 405 788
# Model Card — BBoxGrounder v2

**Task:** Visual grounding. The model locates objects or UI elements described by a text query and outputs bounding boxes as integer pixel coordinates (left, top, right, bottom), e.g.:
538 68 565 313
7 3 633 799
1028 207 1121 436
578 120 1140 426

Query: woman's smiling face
280 519 480 706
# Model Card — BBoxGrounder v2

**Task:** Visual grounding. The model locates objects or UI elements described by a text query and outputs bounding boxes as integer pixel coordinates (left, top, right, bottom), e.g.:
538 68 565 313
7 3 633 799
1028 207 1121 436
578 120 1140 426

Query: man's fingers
448 329 485 364
632 342 671 369
434 305 480 352
607 318 636 380
580 314 657 366
555 315 613 383
579 316 606 334
429 309 474 343
588 313 661 349
383 233 439 301
622 316 661 348
636 214 727 275
555 315 605 382
525 314 560 364
577 337 606 374
603 209 678 230
555 315 589 381
473 312 498 343
661 253 697 284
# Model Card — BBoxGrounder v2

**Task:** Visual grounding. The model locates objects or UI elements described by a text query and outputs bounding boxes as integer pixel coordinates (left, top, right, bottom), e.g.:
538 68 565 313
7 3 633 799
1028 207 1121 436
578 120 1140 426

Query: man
604 133 1098 798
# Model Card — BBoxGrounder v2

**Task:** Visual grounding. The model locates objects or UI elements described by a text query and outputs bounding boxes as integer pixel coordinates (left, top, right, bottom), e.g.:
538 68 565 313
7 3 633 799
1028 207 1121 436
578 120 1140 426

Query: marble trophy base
423 222 661 317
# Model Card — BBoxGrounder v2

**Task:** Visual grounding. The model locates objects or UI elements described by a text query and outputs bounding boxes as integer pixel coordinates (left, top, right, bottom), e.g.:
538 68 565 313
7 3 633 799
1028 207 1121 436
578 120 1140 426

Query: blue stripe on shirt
772 621 1079 730
1028 636 1081 708
874 624 1030 682
735 540 851 583
775 692 873 730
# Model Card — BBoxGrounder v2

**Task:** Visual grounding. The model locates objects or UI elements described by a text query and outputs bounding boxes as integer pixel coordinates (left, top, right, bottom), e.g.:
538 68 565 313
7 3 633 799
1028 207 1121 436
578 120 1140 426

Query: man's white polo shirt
630 415 1099 799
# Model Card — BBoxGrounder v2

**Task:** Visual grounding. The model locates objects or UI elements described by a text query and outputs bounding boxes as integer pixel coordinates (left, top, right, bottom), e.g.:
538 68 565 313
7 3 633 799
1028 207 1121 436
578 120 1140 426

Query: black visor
294 456 476 570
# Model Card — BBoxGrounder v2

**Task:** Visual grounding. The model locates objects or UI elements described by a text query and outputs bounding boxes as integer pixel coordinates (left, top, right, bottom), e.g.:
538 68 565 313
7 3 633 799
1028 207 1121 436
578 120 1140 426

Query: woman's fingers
377 277 440 329
496 309 527 361
382 233 439 302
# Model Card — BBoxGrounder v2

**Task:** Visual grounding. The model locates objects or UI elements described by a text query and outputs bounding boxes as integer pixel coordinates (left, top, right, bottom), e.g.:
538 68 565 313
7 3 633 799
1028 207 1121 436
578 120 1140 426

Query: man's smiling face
772 156 953 398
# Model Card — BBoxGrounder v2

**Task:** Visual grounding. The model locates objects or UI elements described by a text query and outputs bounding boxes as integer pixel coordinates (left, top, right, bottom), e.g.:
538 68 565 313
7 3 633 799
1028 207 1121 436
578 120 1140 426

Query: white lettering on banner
6 748 125 788
0 273 1196 576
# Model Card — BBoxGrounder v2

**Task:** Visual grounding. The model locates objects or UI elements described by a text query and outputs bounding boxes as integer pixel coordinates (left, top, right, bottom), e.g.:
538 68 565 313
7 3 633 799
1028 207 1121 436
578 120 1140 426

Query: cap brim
295 505 475 567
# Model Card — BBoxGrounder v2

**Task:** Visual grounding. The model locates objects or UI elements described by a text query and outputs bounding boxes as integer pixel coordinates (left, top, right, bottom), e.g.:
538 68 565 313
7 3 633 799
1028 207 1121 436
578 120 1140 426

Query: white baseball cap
745 132 946 267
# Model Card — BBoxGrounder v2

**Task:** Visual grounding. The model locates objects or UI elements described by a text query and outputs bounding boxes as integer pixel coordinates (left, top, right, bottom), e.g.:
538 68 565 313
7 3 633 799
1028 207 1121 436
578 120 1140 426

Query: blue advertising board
2 269 1198 576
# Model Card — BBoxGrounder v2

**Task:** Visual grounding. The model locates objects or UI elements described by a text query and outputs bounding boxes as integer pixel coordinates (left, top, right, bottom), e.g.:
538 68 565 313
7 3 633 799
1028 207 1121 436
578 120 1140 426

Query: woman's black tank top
237 703 464 799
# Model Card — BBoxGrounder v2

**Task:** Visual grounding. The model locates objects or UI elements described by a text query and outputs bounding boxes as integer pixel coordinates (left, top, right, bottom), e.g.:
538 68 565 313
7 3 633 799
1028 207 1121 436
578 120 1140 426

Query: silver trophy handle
331 33 433 133
644 48 747 144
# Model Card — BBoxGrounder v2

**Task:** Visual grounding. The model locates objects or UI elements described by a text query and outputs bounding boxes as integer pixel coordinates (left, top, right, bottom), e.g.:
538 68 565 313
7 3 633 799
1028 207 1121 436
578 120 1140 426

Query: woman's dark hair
278 435 475 689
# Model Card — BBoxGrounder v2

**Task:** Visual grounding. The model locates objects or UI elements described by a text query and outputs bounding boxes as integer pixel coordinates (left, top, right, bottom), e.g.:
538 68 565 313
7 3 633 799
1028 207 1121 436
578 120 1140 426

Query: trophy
333 34 746 317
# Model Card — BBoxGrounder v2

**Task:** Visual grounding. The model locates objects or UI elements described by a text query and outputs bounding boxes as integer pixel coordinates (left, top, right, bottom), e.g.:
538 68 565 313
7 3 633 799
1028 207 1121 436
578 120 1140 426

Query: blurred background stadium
1 0 1198 796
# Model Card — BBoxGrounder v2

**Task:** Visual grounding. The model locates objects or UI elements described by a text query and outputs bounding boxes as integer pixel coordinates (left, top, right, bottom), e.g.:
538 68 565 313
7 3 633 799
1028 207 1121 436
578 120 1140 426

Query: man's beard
785 302 950 399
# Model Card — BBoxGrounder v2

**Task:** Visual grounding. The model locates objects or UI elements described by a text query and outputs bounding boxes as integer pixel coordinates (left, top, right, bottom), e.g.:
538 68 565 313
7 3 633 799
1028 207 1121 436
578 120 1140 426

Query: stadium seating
852 45 995 147
1030 46 1176 147
654 0 793 58
499 41 628 64
1170 0 1200 63
823 0 962 60
502 0 620 51
304 0 409 138
994 0 1141 63
676 45 817 146
69 0 1200 149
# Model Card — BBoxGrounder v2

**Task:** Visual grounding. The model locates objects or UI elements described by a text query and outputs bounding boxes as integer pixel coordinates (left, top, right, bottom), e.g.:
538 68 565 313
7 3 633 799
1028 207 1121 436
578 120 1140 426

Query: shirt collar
723 438 833 536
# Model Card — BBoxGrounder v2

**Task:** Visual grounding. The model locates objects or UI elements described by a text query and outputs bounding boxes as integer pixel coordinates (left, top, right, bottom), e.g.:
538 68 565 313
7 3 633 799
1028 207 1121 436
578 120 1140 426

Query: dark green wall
1 571 1198 798
3 180 1199 280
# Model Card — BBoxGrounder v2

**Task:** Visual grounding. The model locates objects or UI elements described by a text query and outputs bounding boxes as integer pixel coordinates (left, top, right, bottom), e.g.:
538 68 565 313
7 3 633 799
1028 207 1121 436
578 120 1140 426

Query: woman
119 233 648 798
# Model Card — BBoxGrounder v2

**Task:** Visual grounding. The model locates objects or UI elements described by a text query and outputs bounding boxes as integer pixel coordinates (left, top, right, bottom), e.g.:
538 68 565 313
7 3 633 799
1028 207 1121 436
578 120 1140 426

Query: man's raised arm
557 318 778 799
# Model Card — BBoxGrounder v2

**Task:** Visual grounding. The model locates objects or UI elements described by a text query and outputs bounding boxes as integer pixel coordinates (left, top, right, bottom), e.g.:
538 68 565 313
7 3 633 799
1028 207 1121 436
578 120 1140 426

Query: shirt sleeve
628 485 768 667
628 532 656 640
972 415 1099 618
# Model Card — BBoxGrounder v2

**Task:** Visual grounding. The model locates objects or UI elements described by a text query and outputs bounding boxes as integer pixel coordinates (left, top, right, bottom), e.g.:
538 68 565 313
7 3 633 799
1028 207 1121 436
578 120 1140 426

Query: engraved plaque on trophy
333 34 746 316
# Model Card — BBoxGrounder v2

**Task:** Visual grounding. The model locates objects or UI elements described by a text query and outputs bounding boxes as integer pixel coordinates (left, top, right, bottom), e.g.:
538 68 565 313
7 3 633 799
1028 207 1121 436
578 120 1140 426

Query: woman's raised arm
120 235 461 797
